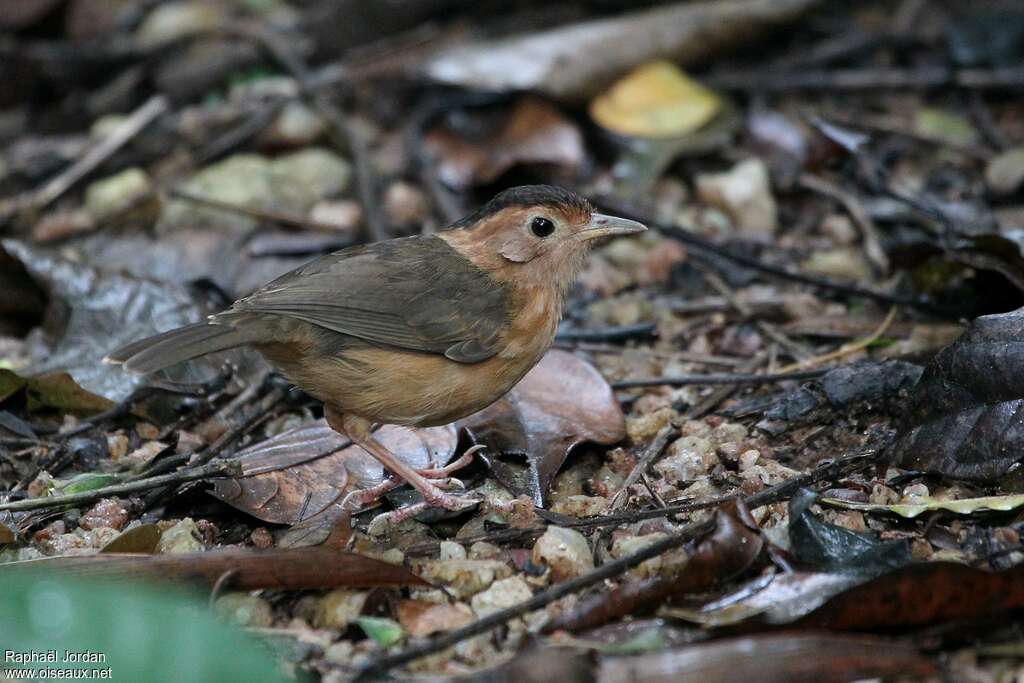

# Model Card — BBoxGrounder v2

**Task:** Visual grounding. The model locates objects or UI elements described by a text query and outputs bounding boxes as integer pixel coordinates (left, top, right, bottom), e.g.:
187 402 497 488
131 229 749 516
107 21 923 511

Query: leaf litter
4 0 1024 681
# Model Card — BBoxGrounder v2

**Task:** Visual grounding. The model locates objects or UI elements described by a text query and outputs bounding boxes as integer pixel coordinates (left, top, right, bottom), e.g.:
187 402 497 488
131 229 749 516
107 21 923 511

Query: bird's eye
530 216 555 238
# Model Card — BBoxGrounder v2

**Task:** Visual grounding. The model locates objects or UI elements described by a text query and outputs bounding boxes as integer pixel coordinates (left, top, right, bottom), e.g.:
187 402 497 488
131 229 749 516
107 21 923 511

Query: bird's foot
342 445 483 513
368 491 481 533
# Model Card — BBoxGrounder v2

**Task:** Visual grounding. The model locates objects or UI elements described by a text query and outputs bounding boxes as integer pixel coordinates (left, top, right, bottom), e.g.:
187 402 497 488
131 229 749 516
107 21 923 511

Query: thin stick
607 424 678 512
356 449 878 678
798 172 889 274
611 368 829 389
12 95 168 216
777 306 898 373
0 460 240 513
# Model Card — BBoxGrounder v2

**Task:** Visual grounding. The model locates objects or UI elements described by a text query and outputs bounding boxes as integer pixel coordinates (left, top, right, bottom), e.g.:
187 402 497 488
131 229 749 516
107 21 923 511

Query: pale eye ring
530 216 555 238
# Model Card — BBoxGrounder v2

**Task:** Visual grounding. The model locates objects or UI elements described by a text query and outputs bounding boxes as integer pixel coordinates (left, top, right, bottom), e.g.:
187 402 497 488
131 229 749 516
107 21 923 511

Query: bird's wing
222 236 510 363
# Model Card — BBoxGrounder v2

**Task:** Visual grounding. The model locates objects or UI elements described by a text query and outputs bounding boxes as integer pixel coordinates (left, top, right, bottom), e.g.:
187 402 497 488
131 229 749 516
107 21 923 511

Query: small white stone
532 527 593 581
696 158 777 235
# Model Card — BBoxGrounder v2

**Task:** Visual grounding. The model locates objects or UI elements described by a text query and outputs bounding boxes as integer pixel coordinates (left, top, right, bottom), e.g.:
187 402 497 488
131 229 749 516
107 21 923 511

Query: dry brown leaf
424 96 583 189
396 599 475 637
458 349 625 505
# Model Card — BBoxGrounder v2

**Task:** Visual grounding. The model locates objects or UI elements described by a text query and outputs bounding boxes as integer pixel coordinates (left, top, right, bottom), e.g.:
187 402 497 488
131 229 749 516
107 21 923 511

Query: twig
611 368 829 389
607 424 677 512
707 65 1024 93
0 460 240 513
555 323 657 343
777 306 898 373
356 448 879 678
2 95 167 219
798 172 889 274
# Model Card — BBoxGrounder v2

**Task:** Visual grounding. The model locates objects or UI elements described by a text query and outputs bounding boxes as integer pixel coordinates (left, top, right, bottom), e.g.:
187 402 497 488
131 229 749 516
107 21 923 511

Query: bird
106 185 645 513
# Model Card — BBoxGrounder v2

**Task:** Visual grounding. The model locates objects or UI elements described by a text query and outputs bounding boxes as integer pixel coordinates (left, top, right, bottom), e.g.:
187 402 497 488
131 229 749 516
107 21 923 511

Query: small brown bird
107 185 645 511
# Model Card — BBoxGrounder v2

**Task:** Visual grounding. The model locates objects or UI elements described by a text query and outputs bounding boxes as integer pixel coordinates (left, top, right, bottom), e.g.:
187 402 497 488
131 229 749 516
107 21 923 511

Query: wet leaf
546 501 763 632
0 369 115 415
598 633 937 683
1 573 289 683
424 96 584 189
100 524 162 554
210 422 458 524
7 548 428 590
894 307 1024 480
458 350 625 505
821 493 1024 519
789 488 911 575
590 62 722 139
355 616 404 647
0 240 229 402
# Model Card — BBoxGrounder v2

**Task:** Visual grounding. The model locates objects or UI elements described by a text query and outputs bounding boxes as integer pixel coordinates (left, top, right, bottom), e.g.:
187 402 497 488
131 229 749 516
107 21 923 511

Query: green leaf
821 494 1024 519
355 617 404 647
61 473 122 495
0 572 296 682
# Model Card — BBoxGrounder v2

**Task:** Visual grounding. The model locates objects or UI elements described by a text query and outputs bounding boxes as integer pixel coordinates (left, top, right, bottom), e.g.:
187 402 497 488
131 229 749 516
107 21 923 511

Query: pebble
214 593 274 628
79 498 129 531
985 146 1024 195
654 436 714 484
314 590 368 630
696 158 778 235
83 167 152 222
416 560 512 599
470 576 533 618
439 541 467 561
136 1 224 48
157 518 203 554
532 527 593 582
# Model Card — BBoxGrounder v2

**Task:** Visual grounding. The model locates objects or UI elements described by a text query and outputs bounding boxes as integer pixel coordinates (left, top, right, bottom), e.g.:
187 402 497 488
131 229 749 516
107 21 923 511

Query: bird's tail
104 322 257 374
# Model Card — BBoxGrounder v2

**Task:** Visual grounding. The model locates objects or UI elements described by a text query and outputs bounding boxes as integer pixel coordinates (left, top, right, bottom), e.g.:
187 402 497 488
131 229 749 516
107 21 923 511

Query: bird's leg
327 408 478 512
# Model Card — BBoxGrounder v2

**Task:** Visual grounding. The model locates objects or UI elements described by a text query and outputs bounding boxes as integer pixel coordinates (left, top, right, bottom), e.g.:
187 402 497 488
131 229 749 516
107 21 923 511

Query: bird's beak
578 213 647 241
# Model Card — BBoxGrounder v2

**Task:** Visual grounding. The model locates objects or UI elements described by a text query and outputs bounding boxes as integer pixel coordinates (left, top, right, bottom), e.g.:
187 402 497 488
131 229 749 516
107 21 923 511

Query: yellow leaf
590 61 722 138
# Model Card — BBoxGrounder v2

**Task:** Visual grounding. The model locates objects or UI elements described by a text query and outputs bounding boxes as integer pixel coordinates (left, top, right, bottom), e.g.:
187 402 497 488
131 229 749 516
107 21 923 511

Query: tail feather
105 322 256 374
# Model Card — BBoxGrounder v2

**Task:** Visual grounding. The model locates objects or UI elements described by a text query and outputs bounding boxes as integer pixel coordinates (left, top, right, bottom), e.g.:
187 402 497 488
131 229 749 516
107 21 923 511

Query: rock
610 532 672 578
801 247 871 282
83 167 153 222
470 576 533 617
136 1 225 48
550 495 609 518
439 541 467 561
654 435 714 484
79 498 128 531
913 108 978 147
250 527 273 549
268 148 351 210
157 518 203 554
532 527 593 581
259 101 325 148
383 181 430 230
314 590 368 629
467 542 502 560
417 560 513 599
696 158 777 235
625 407 675 443
310 200 361 234
214 592 274 627
985 147 1024 195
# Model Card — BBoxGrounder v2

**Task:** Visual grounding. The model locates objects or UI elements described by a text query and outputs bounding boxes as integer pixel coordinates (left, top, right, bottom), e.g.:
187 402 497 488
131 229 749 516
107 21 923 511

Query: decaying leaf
0 521 15 545
821 493 1024 519
590 62 722 139
893 307 1024 480
545 500 763 633
0 240 235 401
396 599 475 638
0 368 114 415
7 547 428 590
424 96 584 189
211 422 459 524
598 634 938 683
458 350 625 505
100 524 162 554
789 489 912 575
423 0 821 101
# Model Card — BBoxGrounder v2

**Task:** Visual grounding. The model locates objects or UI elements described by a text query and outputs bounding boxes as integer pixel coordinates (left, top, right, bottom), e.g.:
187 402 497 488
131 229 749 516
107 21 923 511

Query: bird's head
441 185 646 293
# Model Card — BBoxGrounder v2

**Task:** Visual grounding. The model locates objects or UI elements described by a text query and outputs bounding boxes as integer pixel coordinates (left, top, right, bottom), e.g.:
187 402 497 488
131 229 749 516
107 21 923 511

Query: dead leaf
820 493 1024 519
0 521 15 545
7 548 428 590
0 369 115 415
100 524 161 554
424 97 584 189
598 633 937 683
894 307 1024 480
423 0 821 101
396 599 475 637
211 422 458 523
545 500 763 632
590 62 722 138
458 350 625 505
